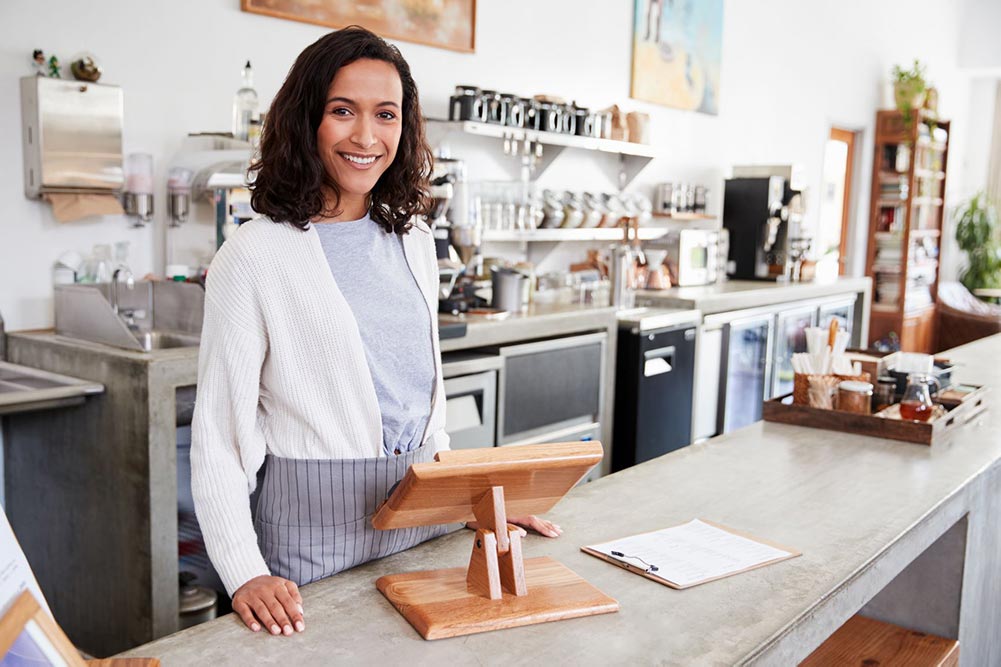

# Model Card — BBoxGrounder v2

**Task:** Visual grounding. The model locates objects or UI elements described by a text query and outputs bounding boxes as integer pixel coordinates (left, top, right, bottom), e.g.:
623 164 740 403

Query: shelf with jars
425 118 658 189
468 181 667 245
865 109 950 352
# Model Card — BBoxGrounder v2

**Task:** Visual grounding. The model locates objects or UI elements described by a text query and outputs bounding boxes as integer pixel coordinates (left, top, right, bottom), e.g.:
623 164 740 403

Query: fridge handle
643 345 675 377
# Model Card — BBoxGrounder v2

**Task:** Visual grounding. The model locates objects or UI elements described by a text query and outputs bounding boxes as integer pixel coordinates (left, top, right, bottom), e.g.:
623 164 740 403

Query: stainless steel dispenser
20 76 124 198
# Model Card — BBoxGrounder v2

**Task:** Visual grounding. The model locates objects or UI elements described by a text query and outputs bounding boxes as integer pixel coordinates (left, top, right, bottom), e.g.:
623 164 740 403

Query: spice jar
873 376 897 413
838 380 873 414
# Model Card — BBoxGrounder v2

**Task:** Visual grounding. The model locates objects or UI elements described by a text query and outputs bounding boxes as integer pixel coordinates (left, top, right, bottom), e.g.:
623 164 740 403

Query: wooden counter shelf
801 615 958 666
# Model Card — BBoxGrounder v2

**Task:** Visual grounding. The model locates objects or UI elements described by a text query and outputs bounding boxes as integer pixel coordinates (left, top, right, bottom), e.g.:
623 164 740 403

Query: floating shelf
426 118 660 158
482 227 669 243
650 212 716 221
425 118 658 189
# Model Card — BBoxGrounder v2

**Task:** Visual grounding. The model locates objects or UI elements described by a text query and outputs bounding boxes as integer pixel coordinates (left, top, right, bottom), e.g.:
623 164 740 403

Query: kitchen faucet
111 266 136 327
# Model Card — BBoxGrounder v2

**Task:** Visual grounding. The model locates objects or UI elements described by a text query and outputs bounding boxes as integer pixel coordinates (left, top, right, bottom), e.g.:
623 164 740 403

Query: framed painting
241 0 476 53
630 0 724 115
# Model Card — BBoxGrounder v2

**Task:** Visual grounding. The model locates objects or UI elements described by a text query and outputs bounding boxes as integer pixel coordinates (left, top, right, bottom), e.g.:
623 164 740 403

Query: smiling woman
192 26 561 641
248 26 433 231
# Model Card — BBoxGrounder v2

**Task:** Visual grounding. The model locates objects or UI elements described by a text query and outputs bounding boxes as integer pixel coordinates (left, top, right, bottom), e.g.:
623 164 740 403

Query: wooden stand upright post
466 486 527 600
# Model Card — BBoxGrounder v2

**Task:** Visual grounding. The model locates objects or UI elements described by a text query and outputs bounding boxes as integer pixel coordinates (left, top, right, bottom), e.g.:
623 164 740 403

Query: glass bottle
899 373 938 422
232 60 259 142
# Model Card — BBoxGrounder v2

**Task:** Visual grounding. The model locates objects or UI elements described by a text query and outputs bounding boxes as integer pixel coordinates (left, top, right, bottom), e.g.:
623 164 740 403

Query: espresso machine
427 156 486 314
721 166 809 281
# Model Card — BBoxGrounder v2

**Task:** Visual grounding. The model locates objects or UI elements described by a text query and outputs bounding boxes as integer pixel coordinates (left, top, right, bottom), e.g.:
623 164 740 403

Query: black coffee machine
721 172 806 281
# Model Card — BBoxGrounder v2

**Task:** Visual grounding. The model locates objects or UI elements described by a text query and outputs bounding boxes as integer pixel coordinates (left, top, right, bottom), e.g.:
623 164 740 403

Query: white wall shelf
482 227 669 243
425 118 658 189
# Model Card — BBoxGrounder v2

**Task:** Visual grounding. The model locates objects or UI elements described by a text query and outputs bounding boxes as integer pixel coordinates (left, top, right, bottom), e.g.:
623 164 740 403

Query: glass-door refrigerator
719 314 773 433
771 305 817 399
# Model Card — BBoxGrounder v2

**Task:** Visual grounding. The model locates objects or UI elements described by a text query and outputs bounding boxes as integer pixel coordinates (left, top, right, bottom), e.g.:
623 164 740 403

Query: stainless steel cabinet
442 371 497 449
495 332 607 446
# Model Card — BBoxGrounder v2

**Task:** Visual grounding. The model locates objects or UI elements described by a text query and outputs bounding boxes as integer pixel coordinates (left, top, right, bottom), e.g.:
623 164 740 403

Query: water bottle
232 60 259 142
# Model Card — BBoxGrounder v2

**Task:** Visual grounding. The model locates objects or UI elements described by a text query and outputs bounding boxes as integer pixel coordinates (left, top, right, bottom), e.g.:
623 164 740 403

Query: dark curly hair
249 26 433 234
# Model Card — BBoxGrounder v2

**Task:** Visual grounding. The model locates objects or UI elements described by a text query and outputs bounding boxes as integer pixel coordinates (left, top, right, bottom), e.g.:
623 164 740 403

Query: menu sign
0 510 50 617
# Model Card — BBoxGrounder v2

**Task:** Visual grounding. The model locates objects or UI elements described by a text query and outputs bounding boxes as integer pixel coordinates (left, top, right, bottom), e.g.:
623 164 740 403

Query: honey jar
838 380 873 415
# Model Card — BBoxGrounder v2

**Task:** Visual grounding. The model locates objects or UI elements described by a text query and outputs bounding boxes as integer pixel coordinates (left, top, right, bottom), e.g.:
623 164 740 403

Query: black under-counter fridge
613 310 699 472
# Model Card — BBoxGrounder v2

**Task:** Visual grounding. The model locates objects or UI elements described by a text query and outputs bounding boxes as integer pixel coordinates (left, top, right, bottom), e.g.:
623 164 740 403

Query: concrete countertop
439 303 619 351
635 277 872 315
10 302 621 360
123 335 1001 666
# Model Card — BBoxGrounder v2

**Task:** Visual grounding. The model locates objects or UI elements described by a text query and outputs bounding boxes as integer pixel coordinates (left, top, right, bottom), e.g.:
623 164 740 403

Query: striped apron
254 445 449 587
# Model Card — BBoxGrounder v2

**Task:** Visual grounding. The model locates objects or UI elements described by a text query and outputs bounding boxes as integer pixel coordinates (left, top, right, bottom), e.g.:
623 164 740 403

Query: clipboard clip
610 550 659 573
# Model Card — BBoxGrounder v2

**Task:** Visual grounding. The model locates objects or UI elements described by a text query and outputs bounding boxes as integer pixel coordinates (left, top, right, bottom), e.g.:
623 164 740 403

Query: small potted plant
891 59 927 124
955 192 1001 293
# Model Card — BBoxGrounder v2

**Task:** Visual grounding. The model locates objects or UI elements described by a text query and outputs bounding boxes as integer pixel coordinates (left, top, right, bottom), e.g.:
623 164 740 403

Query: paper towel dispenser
20 76 124 198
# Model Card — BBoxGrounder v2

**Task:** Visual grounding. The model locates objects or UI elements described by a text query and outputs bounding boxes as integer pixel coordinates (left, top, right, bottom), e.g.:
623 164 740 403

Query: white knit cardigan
190 216 450 595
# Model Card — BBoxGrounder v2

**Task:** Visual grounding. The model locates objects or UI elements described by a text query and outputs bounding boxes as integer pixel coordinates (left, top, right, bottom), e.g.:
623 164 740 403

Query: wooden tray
762 385 988 445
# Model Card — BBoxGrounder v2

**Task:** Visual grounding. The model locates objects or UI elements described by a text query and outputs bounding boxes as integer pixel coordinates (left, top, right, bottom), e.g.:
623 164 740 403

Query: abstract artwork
631 0 724 115
242 0 476 53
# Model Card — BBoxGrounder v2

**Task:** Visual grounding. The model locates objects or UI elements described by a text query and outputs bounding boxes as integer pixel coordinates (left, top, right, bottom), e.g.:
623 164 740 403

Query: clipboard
581 519 801 590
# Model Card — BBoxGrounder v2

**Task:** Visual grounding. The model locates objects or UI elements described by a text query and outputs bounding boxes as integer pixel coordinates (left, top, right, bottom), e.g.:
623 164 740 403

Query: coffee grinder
428 156 485 314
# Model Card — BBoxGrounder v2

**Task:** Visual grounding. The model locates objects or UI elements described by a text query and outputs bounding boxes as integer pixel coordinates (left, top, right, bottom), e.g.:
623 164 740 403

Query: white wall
0 0 993 330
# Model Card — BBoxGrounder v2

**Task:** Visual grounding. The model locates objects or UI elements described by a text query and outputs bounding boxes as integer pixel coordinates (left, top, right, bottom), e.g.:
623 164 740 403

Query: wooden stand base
377 556 619 640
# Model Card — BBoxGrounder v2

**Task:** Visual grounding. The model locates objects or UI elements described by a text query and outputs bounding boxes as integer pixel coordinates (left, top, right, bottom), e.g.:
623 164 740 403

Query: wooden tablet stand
373 441 619 640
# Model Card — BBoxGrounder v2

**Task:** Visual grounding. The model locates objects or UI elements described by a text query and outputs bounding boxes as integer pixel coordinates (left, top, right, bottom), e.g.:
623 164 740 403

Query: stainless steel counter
122 334 1001 666
439 303 618 352
635 277 871 316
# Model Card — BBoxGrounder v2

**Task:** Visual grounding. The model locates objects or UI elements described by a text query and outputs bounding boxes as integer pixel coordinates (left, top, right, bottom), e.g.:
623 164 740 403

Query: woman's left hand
509 515 562 538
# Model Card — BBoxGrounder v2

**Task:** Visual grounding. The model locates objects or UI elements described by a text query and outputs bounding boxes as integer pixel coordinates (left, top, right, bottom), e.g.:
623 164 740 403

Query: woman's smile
338 151 382 169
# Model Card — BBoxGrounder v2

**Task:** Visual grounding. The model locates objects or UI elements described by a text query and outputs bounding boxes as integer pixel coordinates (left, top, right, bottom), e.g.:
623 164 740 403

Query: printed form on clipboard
582 519 801 589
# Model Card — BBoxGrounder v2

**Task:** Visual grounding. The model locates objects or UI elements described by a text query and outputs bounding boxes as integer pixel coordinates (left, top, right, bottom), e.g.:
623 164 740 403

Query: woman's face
316 58 403 203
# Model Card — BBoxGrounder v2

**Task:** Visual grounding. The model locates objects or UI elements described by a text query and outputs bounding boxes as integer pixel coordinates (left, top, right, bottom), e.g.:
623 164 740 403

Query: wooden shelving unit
865 109 950 352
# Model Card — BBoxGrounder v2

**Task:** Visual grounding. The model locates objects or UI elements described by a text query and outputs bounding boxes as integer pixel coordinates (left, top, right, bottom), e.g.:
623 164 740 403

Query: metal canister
179 576 218 630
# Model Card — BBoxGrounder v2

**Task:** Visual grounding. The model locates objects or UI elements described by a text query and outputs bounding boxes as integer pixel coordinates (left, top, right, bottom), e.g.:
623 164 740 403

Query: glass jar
838 380 873 414
873 376 897 413
900 373 939 422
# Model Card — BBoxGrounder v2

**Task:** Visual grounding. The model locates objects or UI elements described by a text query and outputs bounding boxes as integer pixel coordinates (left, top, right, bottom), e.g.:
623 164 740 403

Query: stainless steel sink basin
135 330 201 351
54 283 203 352
0 361 104 415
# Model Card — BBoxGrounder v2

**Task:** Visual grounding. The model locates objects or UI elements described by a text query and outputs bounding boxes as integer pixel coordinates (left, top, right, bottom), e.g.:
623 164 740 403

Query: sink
0 361 104 415
135 330 201 351
54 283 203 352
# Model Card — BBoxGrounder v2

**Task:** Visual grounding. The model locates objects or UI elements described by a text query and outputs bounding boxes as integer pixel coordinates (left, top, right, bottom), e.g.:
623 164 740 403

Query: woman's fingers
285 580 304 613
276 584 305 632
250 599 282 636
265 596 295 635
532 516 562 538
232 598 261 632
511 515 563 538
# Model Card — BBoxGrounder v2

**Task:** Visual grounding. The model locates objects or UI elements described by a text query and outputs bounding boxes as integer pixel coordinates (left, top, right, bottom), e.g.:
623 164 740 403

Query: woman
191 27 561 638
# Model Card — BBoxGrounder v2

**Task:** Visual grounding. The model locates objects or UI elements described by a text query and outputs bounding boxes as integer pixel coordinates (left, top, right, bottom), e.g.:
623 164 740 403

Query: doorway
817 127 858 278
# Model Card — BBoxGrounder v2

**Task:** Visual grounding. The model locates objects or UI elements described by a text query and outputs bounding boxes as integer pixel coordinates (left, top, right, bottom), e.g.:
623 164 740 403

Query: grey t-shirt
313 214 435 456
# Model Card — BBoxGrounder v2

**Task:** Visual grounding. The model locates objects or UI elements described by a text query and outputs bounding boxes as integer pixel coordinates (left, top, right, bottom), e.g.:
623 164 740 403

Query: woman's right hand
232 575 305 636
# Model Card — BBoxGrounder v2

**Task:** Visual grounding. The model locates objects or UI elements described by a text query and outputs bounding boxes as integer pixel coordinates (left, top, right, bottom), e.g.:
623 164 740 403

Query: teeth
342 154 377 165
